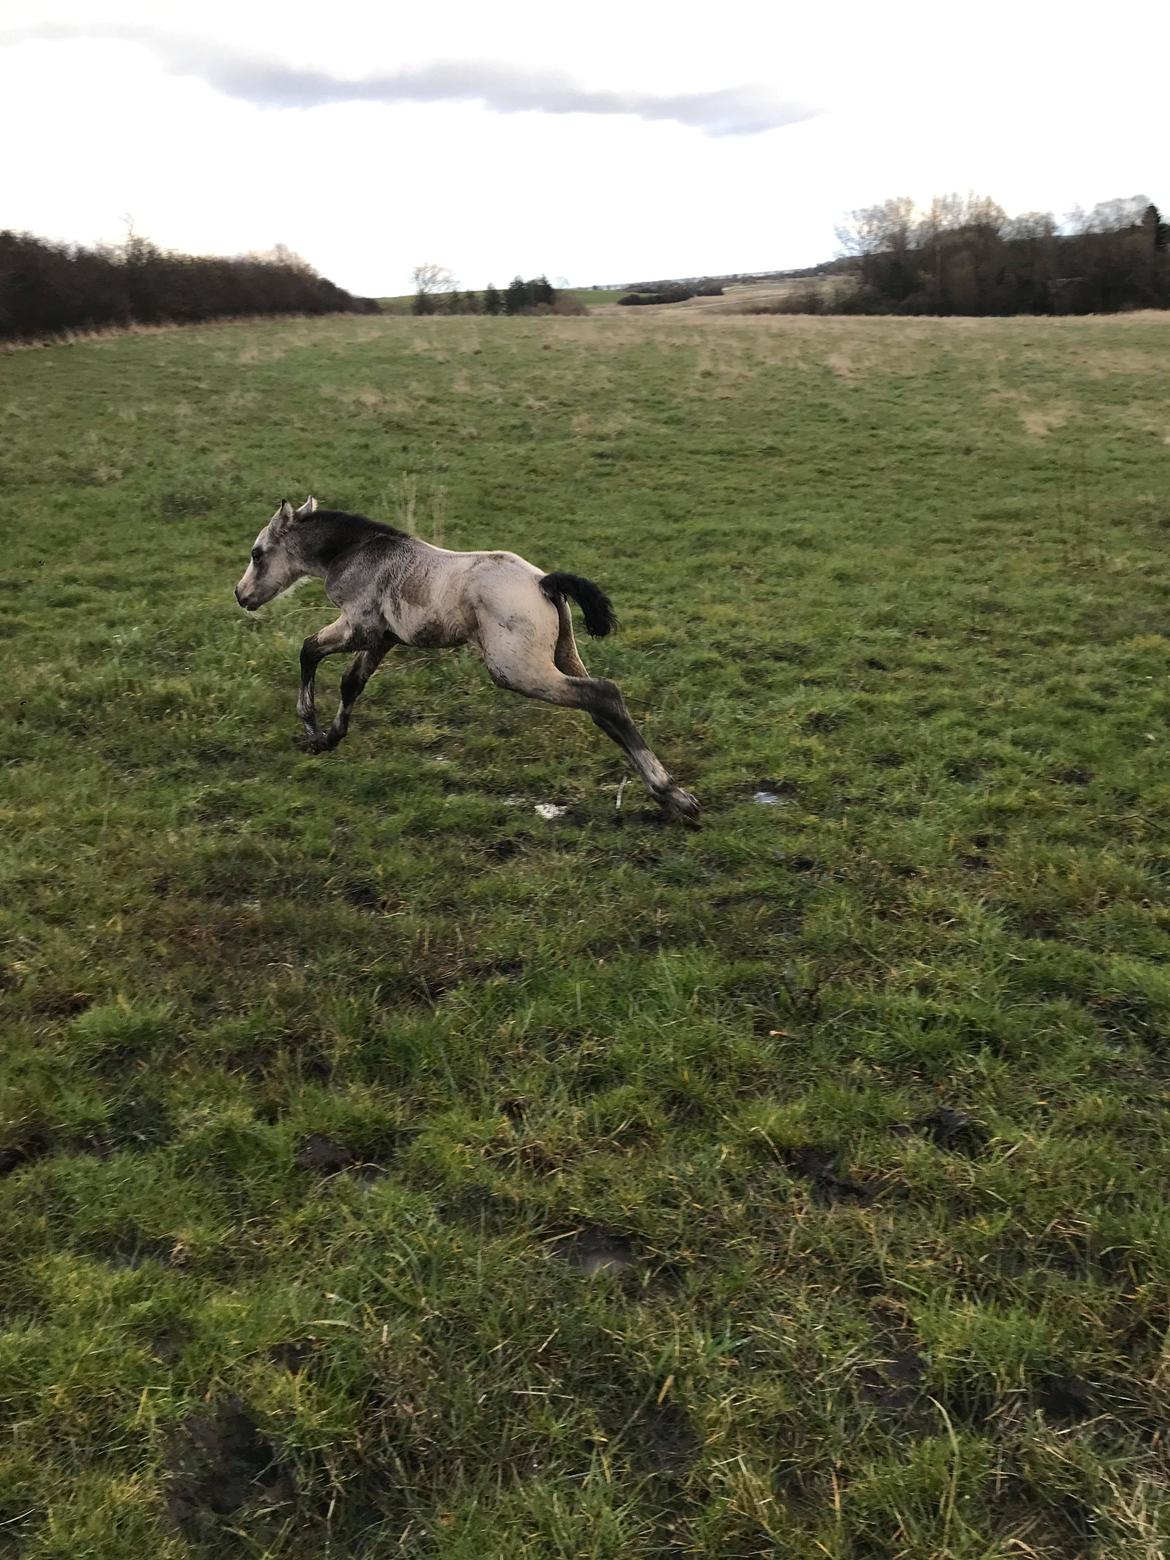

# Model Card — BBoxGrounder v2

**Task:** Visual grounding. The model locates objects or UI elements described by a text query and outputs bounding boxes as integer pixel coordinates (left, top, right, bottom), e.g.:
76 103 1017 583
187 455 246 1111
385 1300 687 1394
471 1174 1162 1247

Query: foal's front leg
322 643 389 750
297 617 357 752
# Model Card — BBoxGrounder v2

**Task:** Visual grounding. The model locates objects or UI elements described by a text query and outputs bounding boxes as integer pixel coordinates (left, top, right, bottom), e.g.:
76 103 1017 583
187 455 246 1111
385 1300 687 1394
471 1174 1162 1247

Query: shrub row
0 231 380 341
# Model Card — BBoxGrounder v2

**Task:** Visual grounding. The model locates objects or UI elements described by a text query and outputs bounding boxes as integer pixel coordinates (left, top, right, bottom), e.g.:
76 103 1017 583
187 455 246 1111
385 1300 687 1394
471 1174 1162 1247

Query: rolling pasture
2 309 1170 1556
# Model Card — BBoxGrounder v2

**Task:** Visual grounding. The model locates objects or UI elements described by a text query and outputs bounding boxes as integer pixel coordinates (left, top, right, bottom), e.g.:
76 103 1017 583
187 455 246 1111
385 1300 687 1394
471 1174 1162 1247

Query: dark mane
302 508 408 566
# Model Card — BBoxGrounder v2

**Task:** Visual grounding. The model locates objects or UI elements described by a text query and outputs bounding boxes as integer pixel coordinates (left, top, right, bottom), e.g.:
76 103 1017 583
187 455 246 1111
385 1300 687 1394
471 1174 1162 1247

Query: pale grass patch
1080 344 1167 378
235 339 298 365
0 314 306 353
1021 406 1071 439
826 349 859 381
1119 404 1170 444
569 410 630 438
319 383 413 418
690 333 759 398
984 382 1075 440
450 365 503 402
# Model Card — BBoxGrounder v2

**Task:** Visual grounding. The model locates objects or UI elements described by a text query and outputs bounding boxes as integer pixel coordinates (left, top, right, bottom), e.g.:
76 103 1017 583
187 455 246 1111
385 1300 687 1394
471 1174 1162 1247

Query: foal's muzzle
234 584 257 612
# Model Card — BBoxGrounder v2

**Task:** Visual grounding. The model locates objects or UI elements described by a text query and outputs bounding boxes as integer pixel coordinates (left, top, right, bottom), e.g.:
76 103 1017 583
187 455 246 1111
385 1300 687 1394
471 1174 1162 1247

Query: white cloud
4 22 817 135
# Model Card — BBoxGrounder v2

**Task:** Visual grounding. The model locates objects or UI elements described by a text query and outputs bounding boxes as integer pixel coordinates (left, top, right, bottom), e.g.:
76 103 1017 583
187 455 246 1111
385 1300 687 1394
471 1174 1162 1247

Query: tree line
0 230 380 342
773 193 1170 316
411 265 581 315
619 279 724 306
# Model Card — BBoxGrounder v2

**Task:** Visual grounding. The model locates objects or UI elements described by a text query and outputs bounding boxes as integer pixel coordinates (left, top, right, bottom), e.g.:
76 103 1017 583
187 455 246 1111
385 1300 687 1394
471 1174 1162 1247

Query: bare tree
412 262 457 315
835 196 916 257
1069 195 1151 234
1003 212 1057 242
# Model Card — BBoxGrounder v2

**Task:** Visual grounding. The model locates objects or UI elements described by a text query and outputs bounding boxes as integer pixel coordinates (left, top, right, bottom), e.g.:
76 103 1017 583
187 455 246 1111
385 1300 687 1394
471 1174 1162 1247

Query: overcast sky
2 1 1166 296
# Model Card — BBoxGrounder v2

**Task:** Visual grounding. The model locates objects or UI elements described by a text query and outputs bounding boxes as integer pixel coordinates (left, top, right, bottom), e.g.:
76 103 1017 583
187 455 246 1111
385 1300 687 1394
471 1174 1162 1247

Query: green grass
3 308 1170 1557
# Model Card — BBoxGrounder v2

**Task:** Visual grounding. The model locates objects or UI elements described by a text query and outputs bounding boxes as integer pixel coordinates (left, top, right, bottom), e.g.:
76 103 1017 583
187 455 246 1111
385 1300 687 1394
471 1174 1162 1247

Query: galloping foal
234 498 700 821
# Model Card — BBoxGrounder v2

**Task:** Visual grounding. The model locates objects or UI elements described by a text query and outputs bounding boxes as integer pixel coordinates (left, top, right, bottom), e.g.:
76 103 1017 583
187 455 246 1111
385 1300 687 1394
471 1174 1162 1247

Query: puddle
752 778 797 807
554 1228 636 1277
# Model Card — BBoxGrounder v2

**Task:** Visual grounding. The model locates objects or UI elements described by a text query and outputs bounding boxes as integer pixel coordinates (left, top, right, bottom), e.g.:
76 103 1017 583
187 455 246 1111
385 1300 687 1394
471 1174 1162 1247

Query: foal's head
234 496 318 611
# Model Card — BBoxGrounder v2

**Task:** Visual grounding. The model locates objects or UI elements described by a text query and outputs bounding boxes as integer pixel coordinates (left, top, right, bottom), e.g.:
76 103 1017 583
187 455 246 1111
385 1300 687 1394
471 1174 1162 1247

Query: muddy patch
779 853 821 874
337 879 387 913
0 1130 51 1176
782 1146 868 1206
270 1339 319 1374
148 1325 189 1365
166 1398 295 1540
293 1132 399 1181
295 1133 357 1174
910 1106 990 1157
1033 1372 1095 1424
484 837 522 861
104 1232 181 1269
858 1339 929 1423
626 1397 701 1474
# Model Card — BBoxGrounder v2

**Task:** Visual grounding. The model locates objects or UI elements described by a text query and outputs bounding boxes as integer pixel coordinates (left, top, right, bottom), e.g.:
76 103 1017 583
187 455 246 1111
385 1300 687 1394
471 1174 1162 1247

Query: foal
234 498 699 821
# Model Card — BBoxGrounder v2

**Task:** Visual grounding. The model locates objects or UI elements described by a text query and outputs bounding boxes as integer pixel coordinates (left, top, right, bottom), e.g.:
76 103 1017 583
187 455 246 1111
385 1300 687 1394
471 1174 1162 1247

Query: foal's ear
271 498 296 533
294 495 318 519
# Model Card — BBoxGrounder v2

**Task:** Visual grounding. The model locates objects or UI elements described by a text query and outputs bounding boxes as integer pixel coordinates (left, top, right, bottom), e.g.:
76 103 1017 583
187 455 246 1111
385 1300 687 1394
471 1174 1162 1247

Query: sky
2 1 1167 297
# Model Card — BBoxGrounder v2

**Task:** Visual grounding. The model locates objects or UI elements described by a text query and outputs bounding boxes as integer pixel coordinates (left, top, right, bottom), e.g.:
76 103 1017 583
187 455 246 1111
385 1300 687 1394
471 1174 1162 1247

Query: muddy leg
297 617 356 752
322 645 389 749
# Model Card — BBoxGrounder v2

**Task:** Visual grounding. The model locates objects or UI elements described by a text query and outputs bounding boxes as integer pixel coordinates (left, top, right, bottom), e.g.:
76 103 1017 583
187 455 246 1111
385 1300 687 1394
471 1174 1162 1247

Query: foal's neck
297 509 406 574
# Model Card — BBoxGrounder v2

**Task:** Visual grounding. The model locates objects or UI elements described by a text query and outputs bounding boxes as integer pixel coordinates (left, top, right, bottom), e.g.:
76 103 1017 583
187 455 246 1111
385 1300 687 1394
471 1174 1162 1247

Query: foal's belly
390 604 473 649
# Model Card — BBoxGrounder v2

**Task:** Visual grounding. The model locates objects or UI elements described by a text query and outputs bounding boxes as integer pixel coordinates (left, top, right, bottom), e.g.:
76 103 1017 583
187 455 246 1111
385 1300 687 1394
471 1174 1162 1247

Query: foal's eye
251 547 263 564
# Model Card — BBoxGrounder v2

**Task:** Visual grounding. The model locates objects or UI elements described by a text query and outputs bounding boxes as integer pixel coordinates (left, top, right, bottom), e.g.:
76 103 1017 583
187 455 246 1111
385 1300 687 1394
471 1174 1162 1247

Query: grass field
3 309 1170 1557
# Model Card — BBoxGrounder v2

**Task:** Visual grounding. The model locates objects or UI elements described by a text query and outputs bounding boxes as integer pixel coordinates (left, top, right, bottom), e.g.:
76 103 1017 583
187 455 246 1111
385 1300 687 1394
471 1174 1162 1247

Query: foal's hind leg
553 600 590 678
484 641 698 820
577 676 700 820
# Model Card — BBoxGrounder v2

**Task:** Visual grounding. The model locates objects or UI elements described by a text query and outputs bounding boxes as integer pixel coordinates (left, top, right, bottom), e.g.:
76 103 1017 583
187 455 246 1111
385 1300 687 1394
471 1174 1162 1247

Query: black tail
539 572 617 638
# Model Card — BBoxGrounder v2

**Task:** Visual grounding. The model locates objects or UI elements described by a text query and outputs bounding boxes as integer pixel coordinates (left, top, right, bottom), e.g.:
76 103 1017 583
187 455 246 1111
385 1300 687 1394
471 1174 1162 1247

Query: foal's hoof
296 731 330 755
661 786 701 823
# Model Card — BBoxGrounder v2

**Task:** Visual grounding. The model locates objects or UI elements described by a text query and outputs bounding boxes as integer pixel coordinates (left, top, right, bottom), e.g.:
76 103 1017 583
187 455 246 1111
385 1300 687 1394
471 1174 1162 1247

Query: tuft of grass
3 310 1170 1555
